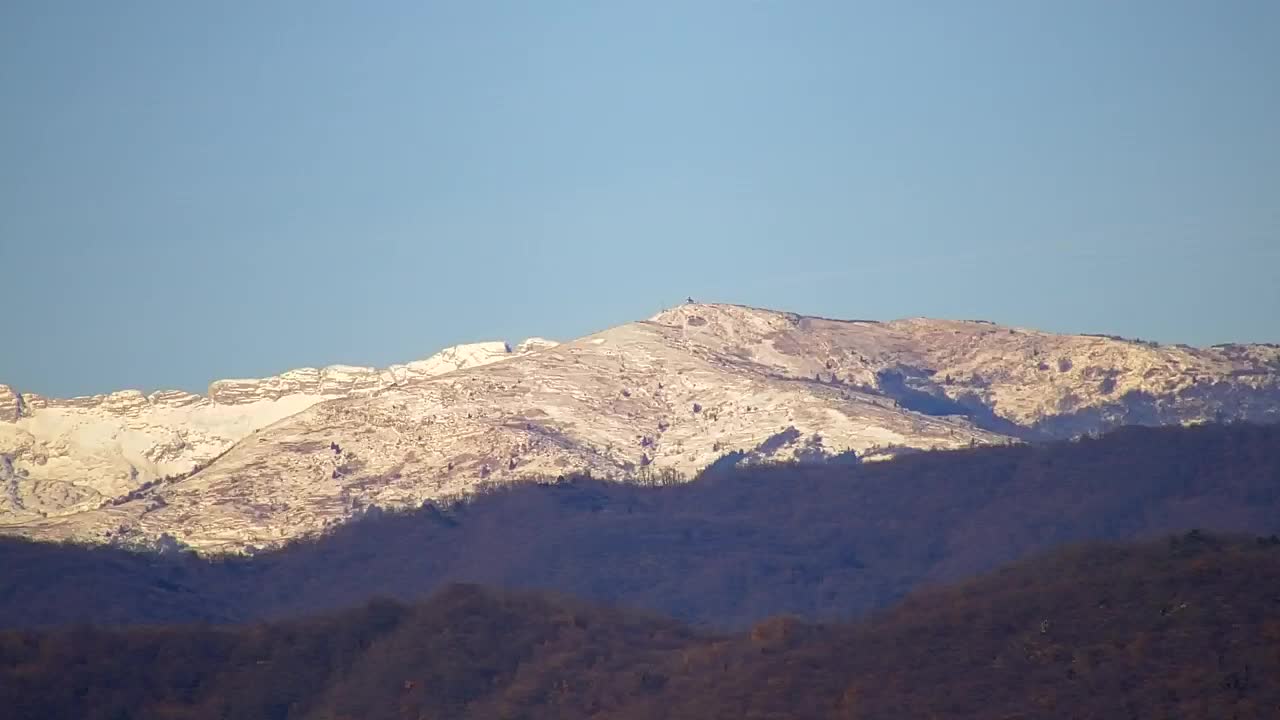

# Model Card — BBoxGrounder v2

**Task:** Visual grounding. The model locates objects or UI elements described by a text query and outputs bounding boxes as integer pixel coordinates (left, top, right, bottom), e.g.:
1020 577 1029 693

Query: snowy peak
393 341 517 382
3 338 557 417
653 303 1280 429
0 338 554 521
2 303 1277 552
204 339 563 402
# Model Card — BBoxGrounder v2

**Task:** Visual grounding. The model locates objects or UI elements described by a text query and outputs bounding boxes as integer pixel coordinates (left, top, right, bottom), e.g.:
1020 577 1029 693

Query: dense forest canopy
4 534 1279 719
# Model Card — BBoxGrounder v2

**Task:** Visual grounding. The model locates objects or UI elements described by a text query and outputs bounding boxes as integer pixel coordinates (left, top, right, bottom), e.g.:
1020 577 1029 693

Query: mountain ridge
3 303 1278 550
0 338 558 520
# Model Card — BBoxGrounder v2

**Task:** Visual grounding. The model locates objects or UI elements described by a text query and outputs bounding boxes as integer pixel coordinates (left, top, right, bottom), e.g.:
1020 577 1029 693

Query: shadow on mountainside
1 422 1279 630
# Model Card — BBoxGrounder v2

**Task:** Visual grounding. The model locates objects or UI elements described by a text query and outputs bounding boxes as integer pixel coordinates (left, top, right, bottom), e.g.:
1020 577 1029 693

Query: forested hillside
4 534 1278 719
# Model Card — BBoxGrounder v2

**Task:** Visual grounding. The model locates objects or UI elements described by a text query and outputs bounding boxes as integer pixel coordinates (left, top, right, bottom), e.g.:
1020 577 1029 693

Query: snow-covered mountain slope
3 303 1278 552
0 339 555 522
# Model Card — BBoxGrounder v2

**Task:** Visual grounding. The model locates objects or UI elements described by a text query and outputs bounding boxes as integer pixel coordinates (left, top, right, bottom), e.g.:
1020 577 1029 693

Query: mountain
3 423 1277 630
0 338 556 522
5 533 1279 720
3 303 1278 550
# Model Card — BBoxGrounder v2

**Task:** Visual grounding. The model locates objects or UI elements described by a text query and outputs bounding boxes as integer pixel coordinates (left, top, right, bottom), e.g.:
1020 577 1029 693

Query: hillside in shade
3 422 1278 630
4 533 1279 720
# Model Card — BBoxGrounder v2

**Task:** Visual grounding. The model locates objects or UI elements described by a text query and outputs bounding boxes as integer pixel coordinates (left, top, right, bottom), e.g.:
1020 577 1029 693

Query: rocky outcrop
0 385 24 423
2 304 1276 552
207 366 383 404
146 390 203 408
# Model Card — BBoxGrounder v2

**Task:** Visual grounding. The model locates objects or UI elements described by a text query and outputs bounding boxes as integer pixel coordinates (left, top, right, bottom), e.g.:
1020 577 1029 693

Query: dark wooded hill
4 533 1278 720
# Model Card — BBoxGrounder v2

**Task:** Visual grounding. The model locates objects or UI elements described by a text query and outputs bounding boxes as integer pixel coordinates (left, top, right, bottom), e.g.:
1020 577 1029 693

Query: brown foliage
2 535 1279 719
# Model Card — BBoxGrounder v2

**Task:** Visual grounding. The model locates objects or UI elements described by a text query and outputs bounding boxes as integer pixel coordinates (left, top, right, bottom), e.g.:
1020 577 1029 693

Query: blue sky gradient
2 1 1277 396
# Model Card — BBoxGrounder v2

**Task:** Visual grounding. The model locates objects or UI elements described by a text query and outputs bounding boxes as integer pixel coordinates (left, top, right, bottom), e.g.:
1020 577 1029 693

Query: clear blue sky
2 1 1277 397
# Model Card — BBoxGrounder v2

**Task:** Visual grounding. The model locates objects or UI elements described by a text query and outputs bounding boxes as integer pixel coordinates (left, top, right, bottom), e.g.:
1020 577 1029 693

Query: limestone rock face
0 385 24 423
0 340 550 523
3 304 1277 552
650 305 1280 435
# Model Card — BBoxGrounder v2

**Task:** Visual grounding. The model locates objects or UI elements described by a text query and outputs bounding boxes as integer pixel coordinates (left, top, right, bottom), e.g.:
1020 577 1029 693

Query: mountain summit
3 303 1277 550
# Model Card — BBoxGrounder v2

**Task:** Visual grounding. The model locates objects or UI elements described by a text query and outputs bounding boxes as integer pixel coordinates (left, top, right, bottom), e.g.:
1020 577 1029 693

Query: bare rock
0 385 23 423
